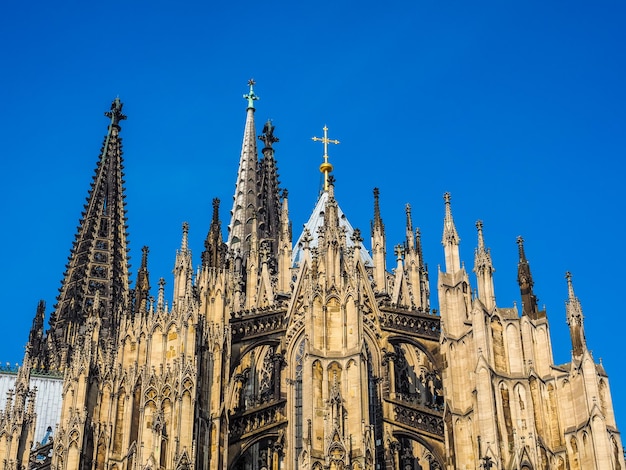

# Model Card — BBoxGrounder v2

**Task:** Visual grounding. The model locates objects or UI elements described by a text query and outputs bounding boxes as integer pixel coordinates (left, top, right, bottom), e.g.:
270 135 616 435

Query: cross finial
243 79 259 110
105 97 127 127
312 125 340 191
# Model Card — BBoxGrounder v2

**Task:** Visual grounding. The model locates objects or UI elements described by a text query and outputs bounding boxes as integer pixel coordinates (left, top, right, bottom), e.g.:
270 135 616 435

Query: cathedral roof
292 191 373 267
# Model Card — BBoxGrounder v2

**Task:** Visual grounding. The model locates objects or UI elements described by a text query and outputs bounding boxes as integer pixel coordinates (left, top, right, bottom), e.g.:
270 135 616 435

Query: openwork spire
565 271 586 358
258 119 282 259
228 80 261 258
46 98 131 370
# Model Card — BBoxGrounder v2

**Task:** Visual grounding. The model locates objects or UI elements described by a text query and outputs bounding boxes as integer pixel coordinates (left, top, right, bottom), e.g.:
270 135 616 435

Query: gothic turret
228 79 260 261
45 97 131 370
565 271 586 358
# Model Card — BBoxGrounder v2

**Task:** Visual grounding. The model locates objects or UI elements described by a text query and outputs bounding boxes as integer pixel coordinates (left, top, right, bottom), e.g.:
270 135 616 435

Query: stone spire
202 198 226 269
28 300 46 369
442 192 461 274
277 189 292 293
473 221 495 311
45 98 131 370
174 222 193 302
371 188 387 292
516 236 542 319
257 119 282 259
228 79 261 259
405 203 415 251
135 246 151 313
565 272 586 358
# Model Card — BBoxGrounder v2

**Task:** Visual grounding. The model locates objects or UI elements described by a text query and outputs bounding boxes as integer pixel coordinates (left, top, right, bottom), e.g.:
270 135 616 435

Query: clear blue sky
1 1 625 431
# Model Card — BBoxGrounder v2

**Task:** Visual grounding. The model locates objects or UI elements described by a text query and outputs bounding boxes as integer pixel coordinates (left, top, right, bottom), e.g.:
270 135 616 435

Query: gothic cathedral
0 82 623 470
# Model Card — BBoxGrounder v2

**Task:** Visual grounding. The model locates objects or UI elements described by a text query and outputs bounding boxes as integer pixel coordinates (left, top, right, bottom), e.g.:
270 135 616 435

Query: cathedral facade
0 83 623 470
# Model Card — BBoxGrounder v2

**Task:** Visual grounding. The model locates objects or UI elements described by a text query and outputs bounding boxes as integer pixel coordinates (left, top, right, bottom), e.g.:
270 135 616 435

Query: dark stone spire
45 98 131 370
202 198 227 268
516 236 543 319
28 300 46 369
257 119 282 260
134 246 151 313
371 187 384 236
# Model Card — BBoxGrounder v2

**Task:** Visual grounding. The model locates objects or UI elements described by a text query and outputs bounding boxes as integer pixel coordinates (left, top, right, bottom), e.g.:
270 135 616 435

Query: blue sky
1 1 625 431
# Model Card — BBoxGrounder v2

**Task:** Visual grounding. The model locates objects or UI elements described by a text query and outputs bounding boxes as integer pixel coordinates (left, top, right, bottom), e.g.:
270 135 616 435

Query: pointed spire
565 271 586 358
517 236 541 319
157 277 166 314
174 222 193 301
372 188 384 234
228 81 261 259
181 222 189 252
28 301 46 368
45 98 131 370
442 192 461 274
277 189 293 293
371 187 387 292
473 221 495 310
405 203 415 251
203 198 226 268
257 119 282 259
135 246 151 313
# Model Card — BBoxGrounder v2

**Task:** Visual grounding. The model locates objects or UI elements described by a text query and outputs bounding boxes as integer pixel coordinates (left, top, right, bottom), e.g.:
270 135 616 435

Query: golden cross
312 126 340 191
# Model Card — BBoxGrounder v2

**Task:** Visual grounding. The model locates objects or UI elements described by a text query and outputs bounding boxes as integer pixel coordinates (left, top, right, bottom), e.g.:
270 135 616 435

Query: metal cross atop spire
244 79 259 110
312 125 340 191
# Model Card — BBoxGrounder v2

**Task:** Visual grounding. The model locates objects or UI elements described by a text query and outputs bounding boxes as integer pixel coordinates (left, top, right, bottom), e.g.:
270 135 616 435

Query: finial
476 220 485 250
565 271 575 299
259 119 279 149
442 191 460 245
243 79 259 110
104 97 127 127
373 187 384 231
516 236 526 260
312 125 340 191
405 204 413 231
211 198 220 224
181 222 190 251
141 246 149 269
